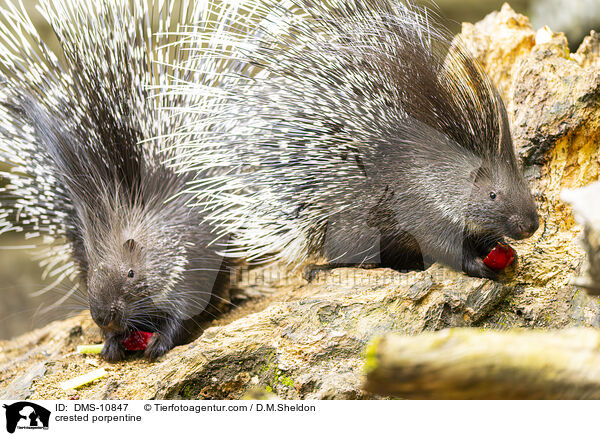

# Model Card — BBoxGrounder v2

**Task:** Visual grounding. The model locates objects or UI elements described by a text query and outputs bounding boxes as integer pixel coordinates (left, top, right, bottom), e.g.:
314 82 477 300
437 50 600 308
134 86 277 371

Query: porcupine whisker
36 285 80 314
29 274 75 297
39 286 89 309
152 293 239 311
127 317 162 330
170 291 239 306
129 291 239 314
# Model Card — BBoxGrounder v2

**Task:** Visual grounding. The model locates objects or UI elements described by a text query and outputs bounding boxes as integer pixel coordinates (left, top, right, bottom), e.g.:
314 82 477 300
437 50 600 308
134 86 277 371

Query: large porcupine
170 0 539 280
0 0 232 361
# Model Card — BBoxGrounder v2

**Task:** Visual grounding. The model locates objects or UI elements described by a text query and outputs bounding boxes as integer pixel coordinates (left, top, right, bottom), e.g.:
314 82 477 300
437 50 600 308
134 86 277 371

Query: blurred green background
1 0 599 340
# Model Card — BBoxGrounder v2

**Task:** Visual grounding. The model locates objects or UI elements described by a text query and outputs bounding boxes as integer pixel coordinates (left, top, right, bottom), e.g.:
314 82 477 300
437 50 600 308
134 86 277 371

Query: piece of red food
483 243 515 271
121 331 153 351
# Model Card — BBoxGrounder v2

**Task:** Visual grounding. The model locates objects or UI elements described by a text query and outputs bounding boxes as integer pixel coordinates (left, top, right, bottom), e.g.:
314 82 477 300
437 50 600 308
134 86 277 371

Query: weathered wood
364 328 600 399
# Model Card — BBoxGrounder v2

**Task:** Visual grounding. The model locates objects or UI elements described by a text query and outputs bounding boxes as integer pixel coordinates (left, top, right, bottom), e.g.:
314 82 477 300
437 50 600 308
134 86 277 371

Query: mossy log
364 328 600 399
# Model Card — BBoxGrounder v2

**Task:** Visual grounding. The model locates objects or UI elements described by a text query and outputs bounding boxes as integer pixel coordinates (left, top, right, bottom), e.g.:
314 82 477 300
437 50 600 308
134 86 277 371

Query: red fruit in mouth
482 243 515 271
121 331 153 351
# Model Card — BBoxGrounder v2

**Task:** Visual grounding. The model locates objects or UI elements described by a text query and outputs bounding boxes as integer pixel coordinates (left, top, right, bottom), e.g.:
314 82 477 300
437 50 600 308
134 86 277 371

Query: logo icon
3 402 50 433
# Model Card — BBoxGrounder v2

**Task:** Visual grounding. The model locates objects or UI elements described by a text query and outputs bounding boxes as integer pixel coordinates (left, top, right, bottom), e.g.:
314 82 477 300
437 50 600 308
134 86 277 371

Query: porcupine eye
489 192 497 200
127 269 134 278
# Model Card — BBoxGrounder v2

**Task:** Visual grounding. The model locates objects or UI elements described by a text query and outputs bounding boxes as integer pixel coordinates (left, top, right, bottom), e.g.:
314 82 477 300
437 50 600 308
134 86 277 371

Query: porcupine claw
463 256 499 280
101 333 127 363
143 335 172 361
462 237 499 280
143 318 182 361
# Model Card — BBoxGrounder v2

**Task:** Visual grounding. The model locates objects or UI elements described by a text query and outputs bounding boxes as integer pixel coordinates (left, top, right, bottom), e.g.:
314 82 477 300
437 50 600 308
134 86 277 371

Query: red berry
121 331 153 351
482 243 515 271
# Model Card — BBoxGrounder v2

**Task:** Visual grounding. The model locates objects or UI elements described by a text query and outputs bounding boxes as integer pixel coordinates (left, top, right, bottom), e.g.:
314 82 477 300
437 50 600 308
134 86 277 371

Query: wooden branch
364 328 600 399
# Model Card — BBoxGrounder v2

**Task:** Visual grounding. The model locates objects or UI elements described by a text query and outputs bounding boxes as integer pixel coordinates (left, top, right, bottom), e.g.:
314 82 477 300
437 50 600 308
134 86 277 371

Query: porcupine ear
471 166 492 187
123 238 146 265
123 239 137 252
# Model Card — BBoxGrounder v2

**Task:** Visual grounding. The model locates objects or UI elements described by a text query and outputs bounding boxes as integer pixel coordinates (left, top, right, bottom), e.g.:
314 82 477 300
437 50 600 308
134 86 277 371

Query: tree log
364 328 600 399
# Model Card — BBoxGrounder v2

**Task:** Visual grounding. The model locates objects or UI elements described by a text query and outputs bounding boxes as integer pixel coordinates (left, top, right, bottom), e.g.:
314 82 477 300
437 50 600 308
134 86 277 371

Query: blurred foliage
418 0 530 33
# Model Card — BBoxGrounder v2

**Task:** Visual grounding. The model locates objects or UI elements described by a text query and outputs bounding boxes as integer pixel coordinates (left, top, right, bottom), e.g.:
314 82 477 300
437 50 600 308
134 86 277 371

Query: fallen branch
364 328 600 399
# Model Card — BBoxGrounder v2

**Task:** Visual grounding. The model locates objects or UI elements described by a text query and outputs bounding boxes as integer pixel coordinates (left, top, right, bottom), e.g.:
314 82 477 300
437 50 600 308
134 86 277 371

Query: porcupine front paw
462 255 498 280
101 333 126 362
143 333 174 361
461 240 497 280
143 318 182 361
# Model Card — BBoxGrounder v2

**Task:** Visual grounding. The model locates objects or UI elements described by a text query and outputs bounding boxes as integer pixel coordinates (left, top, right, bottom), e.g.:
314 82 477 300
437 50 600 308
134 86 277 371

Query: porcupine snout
506 210 539 240
91 300 126 334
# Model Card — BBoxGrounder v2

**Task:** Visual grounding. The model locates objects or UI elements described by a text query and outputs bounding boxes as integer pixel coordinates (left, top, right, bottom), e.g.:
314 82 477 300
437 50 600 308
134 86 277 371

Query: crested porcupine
0 0 233 361
168 0 539 280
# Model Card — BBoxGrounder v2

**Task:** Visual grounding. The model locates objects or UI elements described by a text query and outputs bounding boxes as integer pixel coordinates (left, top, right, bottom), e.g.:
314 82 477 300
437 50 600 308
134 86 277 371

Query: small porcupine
0 0 232 361
169 0 539 280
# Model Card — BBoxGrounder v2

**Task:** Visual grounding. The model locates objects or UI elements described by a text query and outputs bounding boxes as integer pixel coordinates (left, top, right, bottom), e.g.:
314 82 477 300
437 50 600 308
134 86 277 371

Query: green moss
256 351 296 392
258 351 276 374
269 369 295 391
277 373 295 388
179 382 201 399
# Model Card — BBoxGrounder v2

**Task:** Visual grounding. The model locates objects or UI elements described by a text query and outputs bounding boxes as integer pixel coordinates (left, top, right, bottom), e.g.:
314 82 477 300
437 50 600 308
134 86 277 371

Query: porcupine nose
508 212 539 240
93 308 124 333
103 320 123 333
